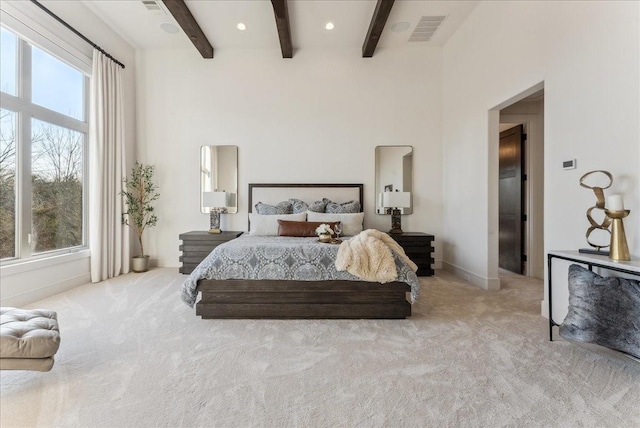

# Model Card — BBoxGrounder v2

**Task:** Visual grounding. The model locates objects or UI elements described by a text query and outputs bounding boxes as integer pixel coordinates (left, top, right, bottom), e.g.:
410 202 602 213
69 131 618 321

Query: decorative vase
132 255 150 273
319 234 331 243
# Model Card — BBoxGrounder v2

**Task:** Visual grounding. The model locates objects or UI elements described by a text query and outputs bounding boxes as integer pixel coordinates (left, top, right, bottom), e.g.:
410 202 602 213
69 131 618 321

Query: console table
179 231 243 274
389 232 435 276
547 250 640 341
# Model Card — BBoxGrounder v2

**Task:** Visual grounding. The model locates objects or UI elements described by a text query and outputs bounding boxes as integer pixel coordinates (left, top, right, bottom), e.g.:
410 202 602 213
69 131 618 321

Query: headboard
248 183 364 229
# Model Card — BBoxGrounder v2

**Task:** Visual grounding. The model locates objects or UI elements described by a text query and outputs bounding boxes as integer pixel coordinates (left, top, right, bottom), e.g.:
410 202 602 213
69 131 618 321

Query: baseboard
540 299 568 324
433 259 443 270
0 273 91 307
442 261 500 290
540 300 549 319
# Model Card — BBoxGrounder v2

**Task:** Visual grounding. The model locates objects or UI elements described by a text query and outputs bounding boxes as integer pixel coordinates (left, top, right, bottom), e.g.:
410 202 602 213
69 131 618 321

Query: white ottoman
0 307 61 372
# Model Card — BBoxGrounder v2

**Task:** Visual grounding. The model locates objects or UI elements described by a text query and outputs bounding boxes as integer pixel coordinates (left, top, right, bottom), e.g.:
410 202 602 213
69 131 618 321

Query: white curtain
89 49 129 282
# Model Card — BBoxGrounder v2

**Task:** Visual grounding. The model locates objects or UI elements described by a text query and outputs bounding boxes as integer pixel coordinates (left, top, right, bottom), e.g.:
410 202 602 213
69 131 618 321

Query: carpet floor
1 269 638 427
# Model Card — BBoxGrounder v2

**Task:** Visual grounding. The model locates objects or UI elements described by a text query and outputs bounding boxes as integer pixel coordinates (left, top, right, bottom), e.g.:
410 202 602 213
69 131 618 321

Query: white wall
0 1 136 306
135 47 443 268
441 1 639 319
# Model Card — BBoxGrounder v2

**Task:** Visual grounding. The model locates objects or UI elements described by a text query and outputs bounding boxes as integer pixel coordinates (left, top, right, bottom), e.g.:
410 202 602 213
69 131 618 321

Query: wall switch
563 159 576 170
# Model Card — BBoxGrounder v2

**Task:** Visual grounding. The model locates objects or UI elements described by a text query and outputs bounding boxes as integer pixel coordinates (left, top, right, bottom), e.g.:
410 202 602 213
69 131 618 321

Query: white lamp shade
203 191 227 208
382 191 410 208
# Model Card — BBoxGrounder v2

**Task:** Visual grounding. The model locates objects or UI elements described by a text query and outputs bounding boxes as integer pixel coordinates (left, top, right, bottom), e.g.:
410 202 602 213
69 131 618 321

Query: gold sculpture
579 170 612 252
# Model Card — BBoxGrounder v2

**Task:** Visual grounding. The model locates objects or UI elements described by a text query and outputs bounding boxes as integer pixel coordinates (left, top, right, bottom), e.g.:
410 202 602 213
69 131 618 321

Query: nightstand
179 231 242 274
389 232 435 276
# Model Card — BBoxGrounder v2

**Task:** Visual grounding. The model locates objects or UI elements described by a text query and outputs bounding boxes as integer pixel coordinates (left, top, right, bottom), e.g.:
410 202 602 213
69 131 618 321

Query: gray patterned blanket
180 235 420 307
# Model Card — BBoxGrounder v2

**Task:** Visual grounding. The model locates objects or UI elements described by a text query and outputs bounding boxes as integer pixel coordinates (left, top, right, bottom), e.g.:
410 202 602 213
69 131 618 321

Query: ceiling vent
141 0 167 14
408 16 447 42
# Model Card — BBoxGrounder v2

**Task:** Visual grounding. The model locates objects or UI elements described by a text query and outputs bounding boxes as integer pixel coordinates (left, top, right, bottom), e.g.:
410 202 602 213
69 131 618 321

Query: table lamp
382 191 411 234
203 191 228 234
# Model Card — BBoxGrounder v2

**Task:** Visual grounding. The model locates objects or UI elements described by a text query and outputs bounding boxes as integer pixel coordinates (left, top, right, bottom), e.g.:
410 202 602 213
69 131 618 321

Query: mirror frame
200 145 238 214
375 145 413 215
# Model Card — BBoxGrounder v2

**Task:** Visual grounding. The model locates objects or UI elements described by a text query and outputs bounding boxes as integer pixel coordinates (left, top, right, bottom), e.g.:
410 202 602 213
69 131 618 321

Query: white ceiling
83 0 479 53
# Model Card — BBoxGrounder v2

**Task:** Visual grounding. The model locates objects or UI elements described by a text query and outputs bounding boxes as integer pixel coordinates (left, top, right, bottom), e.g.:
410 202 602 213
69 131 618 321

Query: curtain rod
29 0 125 69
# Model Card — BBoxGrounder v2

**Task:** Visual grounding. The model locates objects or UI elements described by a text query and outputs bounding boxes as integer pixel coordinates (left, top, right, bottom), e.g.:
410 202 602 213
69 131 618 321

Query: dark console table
389 232 435 276
547 250 640 341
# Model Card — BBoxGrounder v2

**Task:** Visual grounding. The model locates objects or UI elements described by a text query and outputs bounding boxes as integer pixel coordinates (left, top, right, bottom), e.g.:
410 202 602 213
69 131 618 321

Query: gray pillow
325 200 361 213
289 198 309 214
559 264 640 358
255 201 292 215
308 198 329 213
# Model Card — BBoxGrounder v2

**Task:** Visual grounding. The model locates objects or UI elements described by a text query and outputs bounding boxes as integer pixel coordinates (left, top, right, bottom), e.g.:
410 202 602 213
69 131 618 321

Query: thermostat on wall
563 159 576 170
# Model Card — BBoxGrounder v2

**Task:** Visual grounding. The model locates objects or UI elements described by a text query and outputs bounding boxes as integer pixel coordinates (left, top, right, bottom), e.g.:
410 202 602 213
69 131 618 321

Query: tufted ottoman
0 307 61 372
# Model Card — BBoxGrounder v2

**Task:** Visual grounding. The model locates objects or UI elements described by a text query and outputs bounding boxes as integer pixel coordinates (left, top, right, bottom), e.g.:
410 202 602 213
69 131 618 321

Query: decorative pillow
255 201 292 215
559 264 640 359
325 200 361 214
289 199 309 214
306 211 364 237
277 220 341 238
308 198 329 213
249 212 306 235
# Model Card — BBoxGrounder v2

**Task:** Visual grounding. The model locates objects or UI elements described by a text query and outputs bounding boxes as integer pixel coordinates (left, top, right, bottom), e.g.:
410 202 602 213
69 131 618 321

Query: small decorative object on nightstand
382 191 411 234
178 231 242 274
388 232 434 276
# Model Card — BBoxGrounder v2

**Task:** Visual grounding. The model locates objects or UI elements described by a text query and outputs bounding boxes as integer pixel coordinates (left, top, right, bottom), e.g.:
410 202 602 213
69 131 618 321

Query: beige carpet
1 269 638 427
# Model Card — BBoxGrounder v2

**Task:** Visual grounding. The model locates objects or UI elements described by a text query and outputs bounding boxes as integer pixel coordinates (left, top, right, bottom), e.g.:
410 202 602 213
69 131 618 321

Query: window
0 25 89 262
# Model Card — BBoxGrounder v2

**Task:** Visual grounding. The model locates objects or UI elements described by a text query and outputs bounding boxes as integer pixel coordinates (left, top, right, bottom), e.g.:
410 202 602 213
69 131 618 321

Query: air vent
142 1 161 11
408 16 447 42
141 0 168 15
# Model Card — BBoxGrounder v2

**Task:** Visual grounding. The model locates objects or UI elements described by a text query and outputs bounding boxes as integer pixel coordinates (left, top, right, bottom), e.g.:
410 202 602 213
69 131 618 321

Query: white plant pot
132 255 150 273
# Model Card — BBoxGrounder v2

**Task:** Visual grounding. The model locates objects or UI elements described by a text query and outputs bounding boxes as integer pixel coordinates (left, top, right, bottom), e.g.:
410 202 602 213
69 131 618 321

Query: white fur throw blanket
335 229 418 283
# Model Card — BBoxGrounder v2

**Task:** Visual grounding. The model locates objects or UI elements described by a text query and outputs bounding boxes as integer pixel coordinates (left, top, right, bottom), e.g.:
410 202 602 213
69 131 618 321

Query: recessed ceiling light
237 23 246 31
325 22 335 31
160 23 179 34
390 22 410 33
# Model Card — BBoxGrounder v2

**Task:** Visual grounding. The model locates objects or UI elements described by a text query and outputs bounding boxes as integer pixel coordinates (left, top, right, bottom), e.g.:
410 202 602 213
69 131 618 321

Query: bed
180 183 419 319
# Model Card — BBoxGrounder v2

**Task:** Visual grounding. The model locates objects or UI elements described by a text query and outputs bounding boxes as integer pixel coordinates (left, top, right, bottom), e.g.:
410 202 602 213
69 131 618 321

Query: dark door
499 125 525 274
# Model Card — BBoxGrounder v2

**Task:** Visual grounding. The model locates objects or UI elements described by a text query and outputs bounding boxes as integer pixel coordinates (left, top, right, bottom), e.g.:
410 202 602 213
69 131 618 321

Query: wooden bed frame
195 183 412 319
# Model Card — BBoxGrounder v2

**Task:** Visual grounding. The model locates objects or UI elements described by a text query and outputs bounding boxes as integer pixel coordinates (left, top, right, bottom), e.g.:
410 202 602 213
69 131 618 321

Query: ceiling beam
362 0 395 58
270 0 293 58
161 0 213 59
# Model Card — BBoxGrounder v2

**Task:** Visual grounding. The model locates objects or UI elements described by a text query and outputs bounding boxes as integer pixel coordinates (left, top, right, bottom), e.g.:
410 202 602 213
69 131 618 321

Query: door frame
487 82 545 286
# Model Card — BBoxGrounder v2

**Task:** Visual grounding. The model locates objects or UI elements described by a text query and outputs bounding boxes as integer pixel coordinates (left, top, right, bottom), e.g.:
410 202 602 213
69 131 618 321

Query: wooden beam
362 0 395 58
270 0 293 58
161 0 213 59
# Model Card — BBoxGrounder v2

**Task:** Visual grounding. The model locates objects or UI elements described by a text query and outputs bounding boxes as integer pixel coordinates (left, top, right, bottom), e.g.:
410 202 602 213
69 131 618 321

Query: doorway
493 87 545 279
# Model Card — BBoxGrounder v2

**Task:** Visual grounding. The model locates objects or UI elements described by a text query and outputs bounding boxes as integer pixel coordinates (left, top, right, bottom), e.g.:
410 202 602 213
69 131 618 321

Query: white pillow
306 211 364 236
249 212 307 236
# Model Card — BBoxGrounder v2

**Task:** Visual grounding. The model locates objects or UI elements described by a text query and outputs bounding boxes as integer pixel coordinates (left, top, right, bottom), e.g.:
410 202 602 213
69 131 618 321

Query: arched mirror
200 145 238 213
375 146 413 215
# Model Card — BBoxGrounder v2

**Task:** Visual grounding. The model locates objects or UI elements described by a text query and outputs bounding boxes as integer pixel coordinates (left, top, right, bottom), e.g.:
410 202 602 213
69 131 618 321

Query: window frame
0 25 90 264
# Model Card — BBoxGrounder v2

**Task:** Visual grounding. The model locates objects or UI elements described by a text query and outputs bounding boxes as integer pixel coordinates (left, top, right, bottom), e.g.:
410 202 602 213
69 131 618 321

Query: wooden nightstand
179 231 242 274
389 232 435 276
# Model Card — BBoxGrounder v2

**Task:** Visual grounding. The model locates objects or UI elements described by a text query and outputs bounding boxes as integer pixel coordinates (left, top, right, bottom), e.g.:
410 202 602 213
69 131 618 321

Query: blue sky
1 27 17 96
1 26 84 122
32 45 84 121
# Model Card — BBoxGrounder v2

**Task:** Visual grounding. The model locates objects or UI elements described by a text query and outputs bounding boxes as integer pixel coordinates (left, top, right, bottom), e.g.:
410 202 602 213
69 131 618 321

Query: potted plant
122 162 159 272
